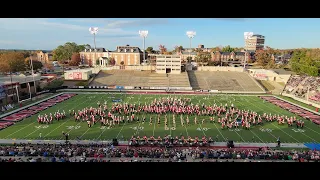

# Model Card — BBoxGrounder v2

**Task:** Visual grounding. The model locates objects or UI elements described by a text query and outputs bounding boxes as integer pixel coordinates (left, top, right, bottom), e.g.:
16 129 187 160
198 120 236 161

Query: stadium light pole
89 27 99 66
139 30 148 64
186 31 196 61
30 56 37 101
243 32 253 69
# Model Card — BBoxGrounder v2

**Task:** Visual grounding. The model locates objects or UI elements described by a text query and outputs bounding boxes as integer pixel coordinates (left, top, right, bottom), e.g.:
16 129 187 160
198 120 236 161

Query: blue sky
0 18 320 50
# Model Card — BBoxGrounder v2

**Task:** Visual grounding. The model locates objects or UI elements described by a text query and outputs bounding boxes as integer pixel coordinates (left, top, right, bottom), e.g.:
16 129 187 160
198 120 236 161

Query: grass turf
0 93 319 144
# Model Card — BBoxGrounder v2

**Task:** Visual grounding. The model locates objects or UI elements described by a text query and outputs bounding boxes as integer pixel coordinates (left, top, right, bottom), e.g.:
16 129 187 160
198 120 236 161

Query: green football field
0 93 320 144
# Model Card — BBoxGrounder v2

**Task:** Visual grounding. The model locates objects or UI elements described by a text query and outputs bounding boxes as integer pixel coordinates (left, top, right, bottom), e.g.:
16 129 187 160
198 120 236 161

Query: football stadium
1 21 320 163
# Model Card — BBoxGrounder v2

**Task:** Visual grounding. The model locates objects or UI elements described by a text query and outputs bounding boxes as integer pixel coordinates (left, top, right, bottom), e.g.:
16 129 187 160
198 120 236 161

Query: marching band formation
36 96 305 135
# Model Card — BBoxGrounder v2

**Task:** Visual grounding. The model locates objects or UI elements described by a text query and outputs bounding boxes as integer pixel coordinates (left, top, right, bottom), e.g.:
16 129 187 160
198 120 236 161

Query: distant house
272 54 292 64
211 51 255 64
37 51 53 64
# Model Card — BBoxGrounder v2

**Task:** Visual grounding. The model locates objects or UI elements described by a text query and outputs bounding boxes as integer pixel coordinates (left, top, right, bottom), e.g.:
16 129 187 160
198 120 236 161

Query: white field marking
210 96 226 141
183 115 189 137
79 128 91 139
96 126 108 140
43 95 89 138
152 115 157 136
198 123 206 136
169 113 172 136
5 121 36 139
248 96 318 143
235 98 266 144
258 124 277 139
4 94 78 138
116 118 127 139
246 96 301 143
24 95 85 139
59 95 103 140
78 94 106 139
305 126 320 136
213 123 226 141
135 115 144 136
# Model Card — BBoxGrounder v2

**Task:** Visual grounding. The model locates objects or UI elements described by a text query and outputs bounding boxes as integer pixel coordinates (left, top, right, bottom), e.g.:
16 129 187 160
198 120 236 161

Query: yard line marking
152 115 156 136
246 97 301 143
249 96 319 143
198 123 206 136
43 94 90 138
213 123 226 141
304 126 320 136
235 99 266 144
79 128 91 139
96 126 108 140
116 119 127 139
233 129 245 142
183 115 189 137
211 96 227 141
78 94 105 139
59 95 102 140
5 122 36 139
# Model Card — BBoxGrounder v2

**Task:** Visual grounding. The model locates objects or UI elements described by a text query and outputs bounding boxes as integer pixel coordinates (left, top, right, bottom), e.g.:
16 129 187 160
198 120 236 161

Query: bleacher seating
187 71 264 92
283 75 320 103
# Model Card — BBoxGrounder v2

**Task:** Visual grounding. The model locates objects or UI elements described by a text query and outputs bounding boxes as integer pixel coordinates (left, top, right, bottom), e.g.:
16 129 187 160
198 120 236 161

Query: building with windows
156 55 182 74
245 34 265 51
37 51 53 64
109 45 144 66
79 45 144 67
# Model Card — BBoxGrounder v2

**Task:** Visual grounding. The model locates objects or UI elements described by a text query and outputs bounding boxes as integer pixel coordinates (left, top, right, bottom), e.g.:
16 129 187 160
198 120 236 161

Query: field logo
259 128 273 132
228 128 241 132
130 126 144 131
35 125 49 129
292 129 305 133
100 126 110 130
66 126 81 130
197 127 211 131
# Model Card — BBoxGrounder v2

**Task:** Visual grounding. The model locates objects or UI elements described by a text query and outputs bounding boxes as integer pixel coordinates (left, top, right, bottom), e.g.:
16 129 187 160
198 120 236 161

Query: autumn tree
0 52 26 73
210 46 222 52
195 52 211 66
221 45 234 52
254 50 273 68
174 46 184 54
159 45 167 54
69 53 81 66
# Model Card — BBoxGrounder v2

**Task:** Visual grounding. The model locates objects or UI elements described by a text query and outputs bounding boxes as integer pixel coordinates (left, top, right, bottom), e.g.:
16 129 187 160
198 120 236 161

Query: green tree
146 47 154 53
44 79 64 90
109 57 115 66
52 42 87 62
25 58 43 70
221 45 234 52
186 56 192 62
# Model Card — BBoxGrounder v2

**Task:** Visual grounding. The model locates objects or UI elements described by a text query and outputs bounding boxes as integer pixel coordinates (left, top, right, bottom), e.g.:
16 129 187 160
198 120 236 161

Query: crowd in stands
0 104 14 114
283 75 320 103
0 143 319 162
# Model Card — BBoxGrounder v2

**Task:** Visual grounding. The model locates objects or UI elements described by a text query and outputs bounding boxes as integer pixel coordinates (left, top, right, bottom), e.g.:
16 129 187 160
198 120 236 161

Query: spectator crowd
283 75 320 103
0 143 319 162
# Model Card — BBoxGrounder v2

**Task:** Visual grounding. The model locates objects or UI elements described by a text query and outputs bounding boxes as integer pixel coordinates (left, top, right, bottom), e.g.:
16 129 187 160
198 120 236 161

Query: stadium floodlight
186 31 196 58
89 27 98 65
243 32 253 69
139 30 148 64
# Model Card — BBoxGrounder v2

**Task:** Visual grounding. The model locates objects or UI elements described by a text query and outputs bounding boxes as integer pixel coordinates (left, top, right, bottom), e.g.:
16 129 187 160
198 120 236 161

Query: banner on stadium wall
124 86 134 89
209 90 219 93
116 86 124 89
108 85 116 89
253 73 268 80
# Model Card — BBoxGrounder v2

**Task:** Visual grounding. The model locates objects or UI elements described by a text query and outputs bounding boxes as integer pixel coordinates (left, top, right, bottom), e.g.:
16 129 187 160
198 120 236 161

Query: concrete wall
282 93 320 108
197 66 245 72
247 69 291 83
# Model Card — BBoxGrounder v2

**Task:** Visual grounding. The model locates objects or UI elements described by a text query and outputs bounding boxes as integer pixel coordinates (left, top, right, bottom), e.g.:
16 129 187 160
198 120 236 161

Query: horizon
1 18 320 50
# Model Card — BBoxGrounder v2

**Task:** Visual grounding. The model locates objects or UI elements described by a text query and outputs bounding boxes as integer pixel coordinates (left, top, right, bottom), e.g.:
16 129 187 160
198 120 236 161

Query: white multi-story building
156 55 182 74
